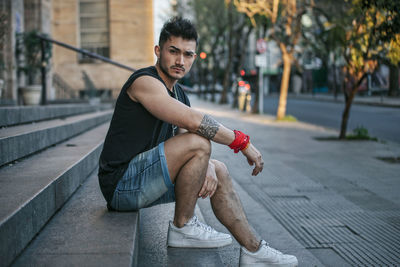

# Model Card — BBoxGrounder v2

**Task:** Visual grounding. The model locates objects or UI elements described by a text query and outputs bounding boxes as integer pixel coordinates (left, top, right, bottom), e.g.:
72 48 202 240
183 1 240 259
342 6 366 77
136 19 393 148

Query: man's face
155 36 197 81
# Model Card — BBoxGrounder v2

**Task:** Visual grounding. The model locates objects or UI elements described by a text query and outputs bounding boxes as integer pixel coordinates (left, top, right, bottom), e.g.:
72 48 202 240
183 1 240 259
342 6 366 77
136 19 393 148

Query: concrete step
0 109 113 167
0 122 109 267
0 103 112 127
12 171 139 267
137 203 225 266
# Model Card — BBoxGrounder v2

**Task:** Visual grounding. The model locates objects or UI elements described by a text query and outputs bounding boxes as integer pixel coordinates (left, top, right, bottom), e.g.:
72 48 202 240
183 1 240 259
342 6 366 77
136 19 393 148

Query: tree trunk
211 64 218 102
220 0 233 104
197 64 204 99
210 51 219 103
221 55 232 103
276 45 292 120
333 64 339 99
210 31 224 103
252 69 260 113
339 86 357 139
204 67 210 100
388 64 399 96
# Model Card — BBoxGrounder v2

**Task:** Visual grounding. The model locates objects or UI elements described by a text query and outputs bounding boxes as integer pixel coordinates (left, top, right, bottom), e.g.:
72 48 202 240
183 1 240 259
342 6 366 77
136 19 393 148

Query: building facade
52 0 154 99
0 0 24 104
0 0 155 104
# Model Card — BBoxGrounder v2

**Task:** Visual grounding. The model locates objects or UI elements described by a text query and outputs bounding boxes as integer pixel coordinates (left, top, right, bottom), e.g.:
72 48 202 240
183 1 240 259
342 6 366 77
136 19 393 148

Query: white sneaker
240 240 298 267
167 215 232 248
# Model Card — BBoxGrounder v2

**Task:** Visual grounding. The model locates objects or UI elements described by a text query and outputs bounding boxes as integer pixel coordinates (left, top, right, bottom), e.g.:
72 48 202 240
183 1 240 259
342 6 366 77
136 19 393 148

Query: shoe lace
187 216 214 232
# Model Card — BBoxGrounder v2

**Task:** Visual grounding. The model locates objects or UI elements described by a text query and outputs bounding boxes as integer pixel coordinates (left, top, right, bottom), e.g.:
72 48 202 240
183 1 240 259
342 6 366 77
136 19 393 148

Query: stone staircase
0 99 327 267
0 103 139 267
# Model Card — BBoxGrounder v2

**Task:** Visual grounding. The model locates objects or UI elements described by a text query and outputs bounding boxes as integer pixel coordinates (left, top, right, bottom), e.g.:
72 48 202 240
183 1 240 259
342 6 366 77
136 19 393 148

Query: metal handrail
36 33 136 104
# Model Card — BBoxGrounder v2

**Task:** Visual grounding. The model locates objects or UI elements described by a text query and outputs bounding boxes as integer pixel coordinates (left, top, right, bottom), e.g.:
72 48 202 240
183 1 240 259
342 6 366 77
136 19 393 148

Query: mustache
171 65 185 71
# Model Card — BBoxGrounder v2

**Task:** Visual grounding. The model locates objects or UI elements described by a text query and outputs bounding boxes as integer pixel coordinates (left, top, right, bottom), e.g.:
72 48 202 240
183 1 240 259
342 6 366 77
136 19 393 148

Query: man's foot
239 240 298 267
167 215 232 248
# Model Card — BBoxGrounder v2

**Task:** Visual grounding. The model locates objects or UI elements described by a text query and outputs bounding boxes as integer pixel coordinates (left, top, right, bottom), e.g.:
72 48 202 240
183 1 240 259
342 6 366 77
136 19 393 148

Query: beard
158 53 185 80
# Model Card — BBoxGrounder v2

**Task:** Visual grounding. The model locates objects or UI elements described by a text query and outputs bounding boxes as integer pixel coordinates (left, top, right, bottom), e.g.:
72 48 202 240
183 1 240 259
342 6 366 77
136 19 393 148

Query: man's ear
154 45 161 58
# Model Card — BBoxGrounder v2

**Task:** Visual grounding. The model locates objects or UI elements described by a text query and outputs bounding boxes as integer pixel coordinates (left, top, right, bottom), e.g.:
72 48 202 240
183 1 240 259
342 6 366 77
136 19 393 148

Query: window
79 0 109 62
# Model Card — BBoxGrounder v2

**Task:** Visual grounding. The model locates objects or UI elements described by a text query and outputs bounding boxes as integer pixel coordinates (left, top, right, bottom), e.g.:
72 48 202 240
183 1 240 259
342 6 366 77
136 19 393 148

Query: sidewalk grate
241 180 400 265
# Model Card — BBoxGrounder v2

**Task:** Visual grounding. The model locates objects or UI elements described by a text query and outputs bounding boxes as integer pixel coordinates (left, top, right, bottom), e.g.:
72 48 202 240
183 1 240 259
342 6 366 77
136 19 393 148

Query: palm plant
16 30 51 85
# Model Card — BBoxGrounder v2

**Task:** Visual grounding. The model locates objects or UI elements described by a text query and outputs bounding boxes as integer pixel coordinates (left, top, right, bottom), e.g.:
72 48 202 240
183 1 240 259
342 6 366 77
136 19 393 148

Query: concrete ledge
0 123 109 267
0 103 113 127
0 110 112 167
12 172 139 267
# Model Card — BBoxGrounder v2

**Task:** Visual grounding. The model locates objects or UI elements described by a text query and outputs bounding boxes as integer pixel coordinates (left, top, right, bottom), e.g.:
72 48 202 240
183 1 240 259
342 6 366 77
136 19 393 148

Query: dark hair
159 17 198 48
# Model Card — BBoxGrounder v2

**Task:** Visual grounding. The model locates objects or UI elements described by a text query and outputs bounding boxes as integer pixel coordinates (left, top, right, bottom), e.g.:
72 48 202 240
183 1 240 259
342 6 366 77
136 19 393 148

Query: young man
98 17 298 267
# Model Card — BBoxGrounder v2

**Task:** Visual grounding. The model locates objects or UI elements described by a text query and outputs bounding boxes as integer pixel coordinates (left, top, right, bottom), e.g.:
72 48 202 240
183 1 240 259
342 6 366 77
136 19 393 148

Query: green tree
300 0 349 97
220 1 252 104
185 0 226 101
339 0 400 138
187 0 227 100
187 0 253 104
232 0 309 119
387 36 400 96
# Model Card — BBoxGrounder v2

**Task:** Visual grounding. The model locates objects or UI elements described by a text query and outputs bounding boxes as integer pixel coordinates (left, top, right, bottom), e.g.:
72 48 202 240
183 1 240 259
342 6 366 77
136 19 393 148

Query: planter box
20 85 42 105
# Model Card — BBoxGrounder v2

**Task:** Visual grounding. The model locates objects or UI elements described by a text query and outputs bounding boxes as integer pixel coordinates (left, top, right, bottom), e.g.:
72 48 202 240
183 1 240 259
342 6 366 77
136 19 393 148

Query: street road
263 96 400 143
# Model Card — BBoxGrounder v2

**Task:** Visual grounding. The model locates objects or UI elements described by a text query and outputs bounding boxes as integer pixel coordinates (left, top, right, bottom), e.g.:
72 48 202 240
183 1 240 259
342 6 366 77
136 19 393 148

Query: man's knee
186 133 211 156
211 159 228 176
211 160 233 189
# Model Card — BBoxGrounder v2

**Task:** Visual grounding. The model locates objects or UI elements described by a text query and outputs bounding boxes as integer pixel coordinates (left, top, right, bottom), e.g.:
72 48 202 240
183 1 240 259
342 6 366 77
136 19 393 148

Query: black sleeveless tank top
98 66 190 203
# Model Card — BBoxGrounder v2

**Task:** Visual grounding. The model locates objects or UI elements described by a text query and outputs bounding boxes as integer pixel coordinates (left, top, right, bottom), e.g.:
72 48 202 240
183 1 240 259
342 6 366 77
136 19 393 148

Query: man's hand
198 160 218 198
241 143 264 176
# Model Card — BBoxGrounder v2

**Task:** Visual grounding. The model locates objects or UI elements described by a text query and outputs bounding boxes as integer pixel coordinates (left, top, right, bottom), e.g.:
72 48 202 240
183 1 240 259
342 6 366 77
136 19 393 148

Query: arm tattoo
196 115 220 140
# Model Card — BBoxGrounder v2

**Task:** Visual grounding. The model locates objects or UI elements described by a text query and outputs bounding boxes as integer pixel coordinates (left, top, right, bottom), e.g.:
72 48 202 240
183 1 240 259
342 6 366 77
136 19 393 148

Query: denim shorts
109 142 175 211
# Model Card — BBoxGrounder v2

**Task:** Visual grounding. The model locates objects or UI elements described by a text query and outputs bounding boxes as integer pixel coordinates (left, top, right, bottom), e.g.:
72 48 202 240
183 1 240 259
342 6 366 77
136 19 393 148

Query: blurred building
0 0 155 104
0 0 24 104
52 0 154 99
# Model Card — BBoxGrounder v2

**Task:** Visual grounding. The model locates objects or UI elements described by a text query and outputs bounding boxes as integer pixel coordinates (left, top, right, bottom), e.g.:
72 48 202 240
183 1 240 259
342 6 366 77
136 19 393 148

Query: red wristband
228 130 250 153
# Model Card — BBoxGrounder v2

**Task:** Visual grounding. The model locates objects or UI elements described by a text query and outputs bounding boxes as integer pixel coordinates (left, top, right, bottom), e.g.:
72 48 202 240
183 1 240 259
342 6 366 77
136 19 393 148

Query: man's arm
128 76 234 143
128 75 263 175
198 160 218 199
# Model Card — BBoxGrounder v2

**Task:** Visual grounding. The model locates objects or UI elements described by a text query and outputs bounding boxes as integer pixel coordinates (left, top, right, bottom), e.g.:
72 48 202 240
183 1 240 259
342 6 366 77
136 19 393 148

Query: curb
288 94 400 108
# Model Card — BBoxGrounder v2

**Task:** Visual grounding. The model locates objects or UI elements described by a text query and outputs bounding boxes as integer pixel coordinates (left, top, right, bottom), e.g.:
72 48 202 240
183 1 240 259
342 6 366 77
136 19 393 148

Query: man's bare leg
210 159 260 252
164 133 211 227
163 133 257 250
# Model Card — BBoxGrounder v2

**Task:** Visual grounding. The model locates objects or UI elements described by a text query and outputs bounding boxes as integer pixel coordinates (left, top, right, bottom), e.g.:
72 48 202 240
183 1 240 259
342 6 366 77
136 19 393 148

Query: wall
0 0 24 104
52 0 154 98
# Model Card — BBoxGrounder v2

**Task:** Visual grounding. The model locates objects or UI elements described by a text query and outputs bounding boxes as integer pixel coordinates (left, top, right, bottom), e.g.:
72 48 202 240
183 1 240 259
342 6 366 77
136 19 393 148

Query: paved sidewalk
190 96 400 266
288 93 400 108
